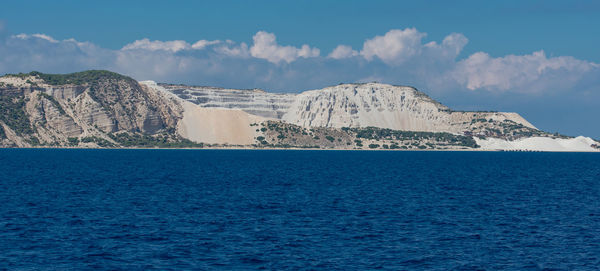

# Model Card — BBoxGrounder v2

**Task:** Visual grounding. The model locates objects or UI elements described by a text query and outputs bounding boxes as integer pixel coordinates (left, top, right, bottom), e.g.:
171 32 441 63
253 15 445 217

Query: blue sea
0 149 599 270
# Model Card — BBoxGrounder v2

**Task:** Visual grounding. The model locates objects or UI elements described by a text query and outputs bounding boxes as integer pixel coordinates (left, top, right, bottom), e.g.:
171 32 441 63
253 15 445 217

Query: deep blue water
0 149 599 270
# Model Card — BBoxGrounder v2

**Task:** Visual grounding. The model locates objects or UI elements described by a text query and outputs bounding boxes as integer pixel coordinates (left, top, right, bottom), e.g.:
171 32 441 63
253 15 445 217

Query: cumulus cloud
452 50 597 92
424 33 468 59
249 31 319 64
122 38 191 52
121 38 221 52
215 41 250 57
1 28 598 97
360 28 426 65
328 45 358 59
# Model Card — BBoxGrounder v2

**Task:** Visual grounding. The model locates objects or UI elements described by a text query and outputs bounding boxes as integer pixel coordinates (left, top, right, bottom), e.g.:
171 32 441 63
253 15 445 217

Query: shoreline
0 146 598 153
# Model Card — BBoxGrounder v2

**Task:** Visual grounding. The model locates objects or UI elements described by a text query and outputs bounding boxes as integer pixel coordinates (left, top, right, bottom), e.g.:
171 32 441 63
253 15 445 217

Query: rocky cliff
159 82 542 139
0 71 189 148
1 70 597 151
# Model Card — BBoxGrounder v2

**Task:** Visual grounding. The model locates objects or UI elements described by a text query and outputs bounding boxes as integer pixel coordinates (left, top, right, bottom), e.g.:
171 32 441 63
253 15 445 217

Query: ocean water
0 149 599 270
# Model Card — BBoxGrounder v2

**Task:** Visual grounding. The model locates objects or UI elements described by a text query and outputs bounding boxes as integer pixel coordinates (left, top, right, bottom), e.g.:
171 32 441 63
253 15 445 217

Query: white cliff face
162 82 535 134
476 136 600 152
141 81 266 145
282 83 452 131
159 84 295 119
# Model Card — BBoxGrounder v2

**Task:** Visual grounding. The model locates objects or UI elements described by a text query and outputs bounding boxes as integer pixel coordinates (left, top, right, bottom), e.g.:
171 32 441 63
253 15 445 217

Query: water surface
0 149 599 270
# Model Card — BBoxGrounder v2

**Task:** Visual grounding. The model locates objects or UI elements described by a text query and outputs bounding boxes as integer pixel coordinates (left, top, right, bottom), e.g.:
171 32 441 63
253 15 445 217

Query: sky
1 0 599 138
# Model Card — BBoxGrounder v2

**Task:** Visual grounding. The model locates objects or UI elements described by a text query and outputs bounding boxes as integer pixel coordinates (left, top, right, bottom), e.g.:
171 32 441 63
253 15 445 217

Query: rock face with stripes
159 84 295 119
162 82 536 134
1 70 553 148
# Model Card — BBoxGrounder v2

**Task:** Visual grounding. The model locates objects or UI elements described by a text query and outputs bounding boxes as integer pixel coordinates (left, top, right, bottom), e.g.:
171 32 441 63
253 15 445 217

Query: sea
0 149 599 270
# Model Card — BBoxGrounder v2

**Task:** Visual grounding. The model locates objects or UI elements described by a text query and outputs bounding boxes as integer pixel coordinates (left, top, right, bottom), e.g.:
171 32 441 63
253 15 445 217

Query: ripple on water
0 149 599 270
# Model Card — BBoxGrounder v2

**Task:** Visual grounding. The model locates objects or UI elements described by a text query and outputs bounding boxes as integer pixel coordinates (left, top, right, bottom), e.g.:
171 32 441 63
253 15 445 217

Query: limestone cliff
1 70 596 151
0 71 187 148
160 82 543 140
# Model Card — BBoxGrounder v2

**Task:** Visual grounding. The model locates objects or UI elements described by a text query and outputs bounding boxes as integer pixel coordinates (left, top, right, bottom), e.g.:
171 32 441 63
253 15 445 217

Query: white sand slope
177 101 266 145
476 136 600 152
140 80 267 145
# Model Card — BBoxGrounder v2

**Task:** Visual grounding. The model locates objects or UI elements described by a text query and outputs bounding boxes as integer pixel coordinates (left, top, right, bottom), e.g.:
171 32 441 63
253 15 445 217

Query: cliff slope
162 82 544 140
0 71 189 147
1 70 597 151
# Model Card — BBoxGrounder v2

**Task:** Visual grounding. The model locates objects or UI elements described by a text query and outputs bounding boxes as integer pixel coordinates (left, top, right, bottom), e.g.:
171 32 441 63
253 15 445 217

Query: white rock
476 136 600 152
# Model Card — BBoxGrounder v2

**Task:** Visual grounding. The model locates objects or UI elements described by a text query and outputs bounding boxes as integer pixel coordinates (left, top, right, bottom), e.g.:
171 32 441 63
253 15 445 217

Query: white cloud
424 33 468 58
360 28 426 65
121 38 191 52
452 50 597 92
249 31 320 64
2 30 598 97
215 42 250 57
328 45 358 59
14 33 59 43
191 39 221 49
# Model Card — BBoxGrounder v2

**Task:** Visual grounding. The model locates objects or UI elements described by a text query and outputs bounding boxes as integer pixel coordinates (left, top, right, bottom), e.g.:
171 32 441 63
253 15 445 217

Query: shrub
368 144 380 149
38 93 65 114
27 70 134 86
0 94 33 136
67 137 79 146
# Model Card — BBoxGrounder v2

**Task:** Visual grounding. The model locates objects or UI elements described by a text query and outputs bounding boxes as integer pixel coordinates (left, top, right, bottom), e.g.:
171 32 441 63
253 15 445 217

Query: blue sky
1 0 599 137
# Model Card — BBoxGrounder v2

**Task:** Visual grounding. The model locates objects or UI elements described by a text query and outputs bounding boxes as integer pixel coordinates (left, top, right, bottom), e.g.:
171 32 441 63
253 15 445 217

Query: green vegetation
352 127 479 148
37 93 65 114
27 137 40 146
0 125 5 139
256 136 265 141
471 118 488 123
108 132 203 148
0 94 33 136
15 70 136 86
67 137 79 146
81 136 115 147
325 135 335 142
368 144 380 149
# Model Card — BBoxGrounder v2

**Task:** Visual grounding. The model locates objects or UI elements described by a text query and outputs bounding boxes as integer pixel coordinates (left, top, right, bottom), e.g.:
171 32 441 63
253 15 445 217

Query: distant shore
1 146 597 152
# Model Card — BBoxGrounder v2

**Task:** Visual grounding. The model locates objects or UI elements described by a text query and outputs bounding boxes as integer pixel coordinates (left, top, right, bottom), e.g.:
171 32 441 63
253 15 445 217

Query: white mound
177 102 266 145
139 80 267 145
476 136 599 152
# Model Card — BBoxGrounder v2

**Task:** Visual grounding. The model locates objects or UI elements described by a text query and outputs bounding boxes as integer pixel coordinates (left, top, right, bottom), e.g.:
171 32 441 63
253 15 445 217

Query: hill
0 70 597 151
